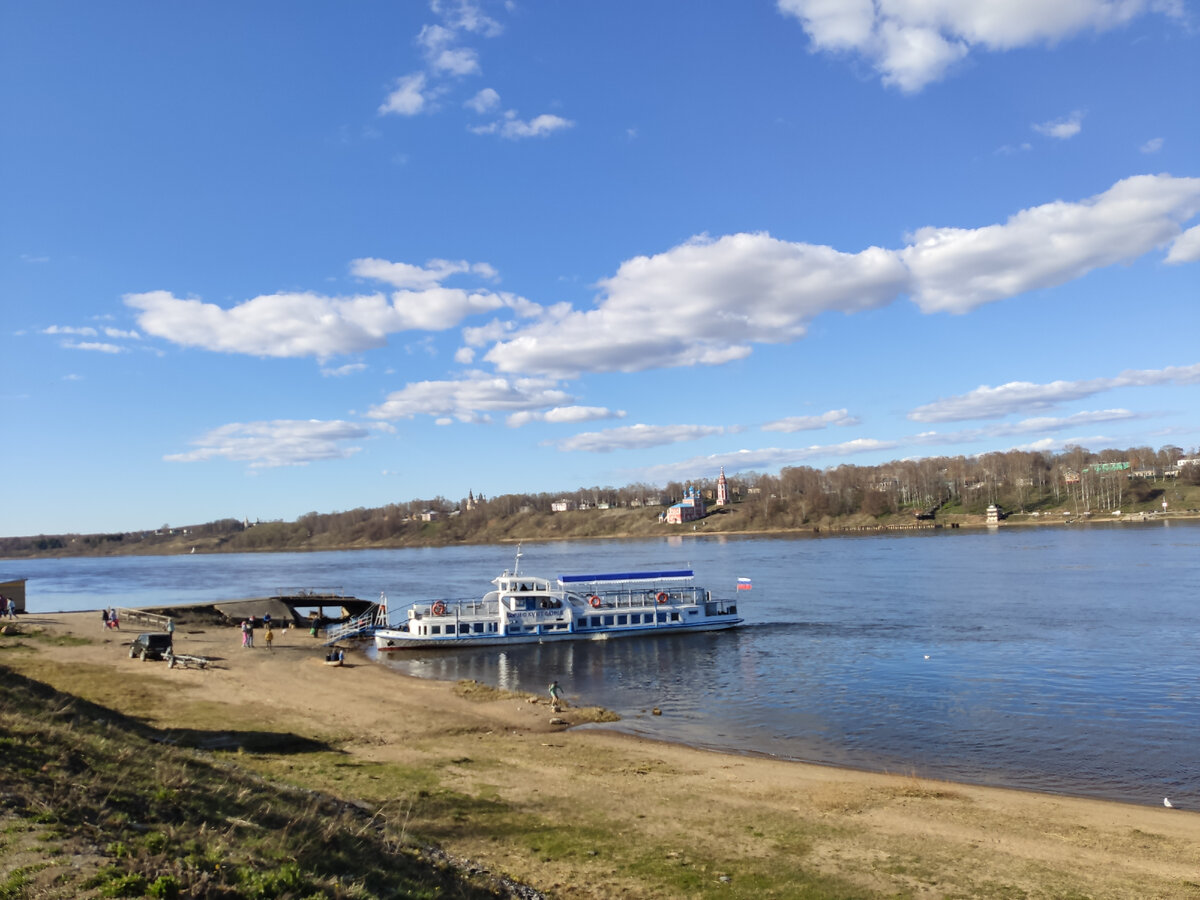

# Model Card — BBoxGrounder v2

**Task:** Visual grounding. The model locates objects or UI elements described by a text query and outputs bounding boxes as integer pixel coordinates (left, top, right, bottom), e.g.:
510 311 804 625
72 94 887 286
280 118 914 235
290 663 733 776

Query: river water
7 523 1199 807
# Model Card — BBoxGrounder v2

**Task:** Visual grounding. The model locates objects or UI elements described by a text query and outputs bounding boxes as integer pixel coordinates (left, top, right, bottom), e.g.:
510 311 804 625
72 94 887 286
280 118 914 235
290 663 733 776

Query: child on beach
265 625 274 651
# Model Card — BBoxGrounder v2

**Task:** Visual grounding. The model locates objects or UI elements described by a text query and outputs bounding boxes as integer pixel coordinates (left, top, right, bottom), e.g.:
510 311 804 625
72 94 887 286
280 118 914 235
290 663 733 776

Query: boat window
617 615 628 626
630 614 640 624
430 625 442 634
603 615 614 626
458 624 470 633
671 613 680 621
473 623 484 633
657 612 667 623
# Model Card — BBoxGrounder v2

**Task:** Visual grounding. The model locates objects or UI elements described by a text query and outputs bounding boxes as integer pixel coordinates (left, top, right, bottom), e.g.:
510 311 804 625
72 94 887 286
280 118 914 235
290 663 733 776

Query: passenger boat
373 558 743 651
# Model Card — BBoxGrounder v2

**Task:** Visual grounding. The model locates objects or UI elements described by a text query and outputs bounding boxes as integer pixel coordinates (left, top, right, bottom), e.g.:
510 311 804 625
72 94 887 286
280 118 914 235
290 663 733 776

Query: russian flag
737 577 752 591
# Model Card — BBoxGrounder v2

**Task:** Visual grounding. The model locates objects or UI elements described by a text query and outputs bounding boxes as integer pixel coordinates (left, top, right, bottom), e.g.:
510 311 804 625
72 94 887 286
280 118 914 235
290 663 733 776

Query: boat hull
374 616 742 651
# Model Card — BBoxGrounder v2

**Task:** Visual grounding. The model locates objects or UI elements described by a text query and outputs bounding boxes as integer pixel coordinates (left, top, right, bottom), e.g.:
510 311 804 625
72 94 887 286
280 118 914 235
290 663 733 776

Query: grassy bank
0 663 540 899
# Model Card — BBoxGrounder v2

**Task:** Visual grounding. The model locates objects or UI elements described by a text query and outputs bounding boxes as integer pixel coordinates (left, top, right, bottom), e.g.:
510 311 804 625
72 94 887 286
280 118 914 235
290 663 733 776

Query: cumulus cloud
63 341 124 354
486 233 908 376
471 111 574 139
1033 110 1084 139
379 73 429 116
165 419 369 468
430 46 480 76
1166 224 1200 264
762 409 860 432
907 363 1200 422
321 362 367 378
901 174 1200 313
366 373 574 423
484 176 1200 377
1141 137 1165 154
553 423 727 453
465 87 501 113
43 325 98 336
777 0 1176 92
506 406 626 428
126 256 535 360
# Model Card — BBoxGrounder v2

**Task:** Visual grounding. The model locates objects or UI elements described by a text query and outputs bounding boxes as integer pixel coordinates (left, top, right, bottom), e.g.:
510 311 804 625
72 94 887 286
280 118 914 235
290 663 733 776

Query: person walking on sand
240 620 249 648
101 608 109 629
264 624 274 651
548 680 563 709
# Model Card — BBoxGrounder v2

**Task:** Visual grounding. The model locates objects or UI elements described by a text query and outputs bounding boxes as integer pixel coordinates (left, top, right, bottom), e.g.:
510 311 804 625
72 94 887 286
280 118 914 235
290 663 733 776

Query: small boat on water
373 555 743 651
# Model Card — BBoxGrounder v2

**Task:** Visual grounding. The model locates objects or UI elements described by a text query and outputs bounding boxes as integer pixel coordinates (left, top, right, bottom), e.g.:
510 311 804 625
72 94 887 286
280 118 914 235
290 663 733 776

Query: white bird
923 655 930 660
1164 798 1174 808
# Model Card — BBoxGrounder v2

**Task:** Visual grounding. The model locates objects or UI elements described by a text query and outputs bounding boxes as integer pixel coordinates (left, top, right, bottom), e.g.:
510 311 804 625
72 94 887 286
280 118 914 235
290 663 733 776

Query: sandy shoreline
7 611 1200 898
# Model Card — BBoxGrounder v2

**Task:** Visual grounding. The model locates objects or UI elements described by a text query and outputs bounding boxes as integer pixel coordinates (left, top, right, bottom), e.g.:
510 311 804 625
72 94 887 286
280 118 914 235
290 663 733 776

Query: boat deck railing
580 586 705 609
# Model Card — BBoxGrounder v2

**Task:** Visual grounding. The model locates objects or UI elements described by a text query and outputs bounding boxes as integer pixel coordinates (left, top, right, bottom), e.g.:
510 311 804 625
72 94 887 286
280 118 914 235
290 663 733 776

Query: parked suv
129 632 173 661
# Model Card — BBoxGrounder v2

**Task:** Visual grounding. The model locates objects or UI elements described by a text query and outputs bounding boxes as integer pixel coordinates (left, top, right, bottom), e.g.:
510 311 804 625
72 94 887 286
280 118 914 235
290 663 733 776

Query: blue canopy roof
560 569 693 584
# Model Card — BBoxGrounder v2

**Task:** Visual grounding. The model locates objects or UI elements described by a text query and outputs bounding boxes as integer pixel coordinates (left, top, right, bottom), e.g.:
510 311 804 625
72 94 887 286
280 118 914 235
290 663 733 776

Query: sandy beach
7 611 1200 898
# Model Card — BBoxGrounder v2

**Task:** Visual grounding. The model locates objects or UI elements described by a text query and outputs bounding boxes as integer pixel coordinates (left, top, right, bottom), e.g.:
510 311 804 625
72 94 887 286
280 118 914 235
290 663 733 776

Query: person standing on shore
264 624 274 651
548 680 563 709
101 608 109 629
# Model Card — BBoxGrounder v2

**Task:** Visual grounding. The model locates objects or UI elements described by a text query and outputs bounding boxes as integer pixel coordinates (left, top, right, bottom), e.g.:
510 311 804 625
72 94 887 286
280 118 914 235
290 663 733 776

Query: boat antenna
513 542 522 576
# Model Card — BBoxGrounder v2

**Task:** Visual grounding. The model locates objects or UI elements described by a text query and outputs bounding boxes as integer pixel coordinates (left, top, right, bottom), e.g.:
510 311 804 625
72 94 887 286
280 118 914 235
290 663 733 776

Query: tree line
3 444 1196 557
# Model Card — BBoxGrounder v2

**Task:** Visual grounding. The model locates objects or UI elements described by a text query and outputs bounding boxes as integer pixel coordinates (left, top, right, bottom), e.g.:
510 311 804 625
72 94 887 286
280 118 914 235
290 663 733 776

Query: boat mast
513 542 522 577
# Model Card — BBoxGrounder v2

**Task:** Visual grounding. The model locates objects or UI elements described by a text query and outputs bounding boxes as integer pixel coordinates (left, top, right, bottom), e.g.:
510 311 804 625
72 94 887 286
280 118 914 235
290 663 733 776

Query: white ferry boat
373 561 743 651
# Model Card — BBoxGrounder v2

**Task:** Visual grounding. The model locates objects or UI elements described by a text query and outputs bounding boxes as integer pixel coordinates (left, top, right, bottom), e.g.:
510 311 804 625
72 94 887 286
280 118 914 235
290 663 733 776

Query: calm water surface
9 523 1199 807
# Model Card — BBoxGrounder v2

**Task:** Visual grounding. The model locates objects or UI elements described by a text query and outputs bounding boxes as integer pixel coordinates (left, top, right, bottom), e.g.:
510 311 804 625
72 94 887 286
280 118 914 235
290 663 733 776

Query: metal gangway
321 593 389 646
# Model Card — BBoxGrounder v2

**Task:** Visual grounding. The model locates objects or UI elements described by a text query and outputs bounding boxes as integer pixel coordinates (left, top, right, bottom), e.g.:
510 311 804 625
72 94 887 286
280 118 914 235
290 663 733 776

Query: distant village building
550 499 575 513
716 467 729 506
986 504 1001 525
420 510 440 522
663 484 706 524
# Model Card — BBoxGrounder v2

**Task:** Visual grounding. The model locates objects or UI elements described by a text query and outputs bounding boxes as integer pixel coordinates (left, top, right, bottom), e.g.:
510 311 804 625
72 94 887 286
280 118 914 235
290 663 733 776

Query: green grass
0 665 536 899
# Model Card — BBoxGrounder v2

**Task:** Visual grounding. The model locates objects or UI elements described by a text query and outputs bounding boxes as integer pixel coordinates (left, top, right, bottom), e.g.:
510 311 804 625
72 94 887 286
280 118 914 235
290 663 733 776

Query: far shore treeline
6 445 1199 559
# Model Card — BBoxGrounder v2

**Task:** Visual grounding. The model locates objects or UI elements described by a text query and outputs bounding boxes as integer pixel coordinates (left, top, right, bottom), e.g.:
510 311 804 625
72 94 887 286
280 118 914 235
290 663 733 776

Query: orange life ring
431 600 447 616
656 592 669 604
589 595 602 608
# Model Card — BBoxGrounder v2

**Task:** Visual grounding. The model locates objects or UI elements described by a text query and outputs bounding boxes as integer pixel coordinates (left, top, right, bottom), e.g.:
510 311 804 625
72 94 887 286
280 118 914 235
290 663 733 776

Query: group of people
100 607 120 629
240 615 276 650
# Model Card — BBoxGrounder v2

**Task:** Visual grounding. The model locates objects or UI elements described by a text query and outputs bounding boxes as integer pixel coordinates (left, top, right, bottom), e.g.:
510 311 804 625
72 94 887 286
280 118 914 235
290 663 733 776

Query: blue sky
3 0 1198 536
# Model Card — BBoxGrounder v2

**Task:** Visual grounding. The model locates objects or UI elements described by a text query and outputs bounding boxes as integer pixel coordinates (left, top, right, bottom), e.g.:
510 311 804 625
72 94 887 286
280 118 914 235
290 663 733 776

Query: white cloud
1140 136 1165 154
908 363 1200 422
454 346 476 364
472 111 575 139
103 327 140 339
431 47 480 76
20 253 50 264
126 256 535 359
902 174 1200 313
554 424 727 453
910 409 1143 445
762 409 860 432
321 362 367 378
379 73 429 116
431 0 503 37
349 256 497 289
481 175 1200 377
506 406 625 428
486 232 908 376
63 341 124 353
1033 110 1084 139
166 419 368 468
1165 223 1200 264
465 87 500 113
43 325 98 336
367 373 573 423
777 0 1176 92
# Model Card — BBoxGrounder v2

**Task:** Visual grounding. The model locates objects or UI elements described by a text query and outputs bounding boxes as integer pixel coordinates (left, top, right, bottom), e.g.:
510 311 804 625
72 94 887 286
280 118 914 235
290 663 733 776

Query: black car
129 632 173 661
